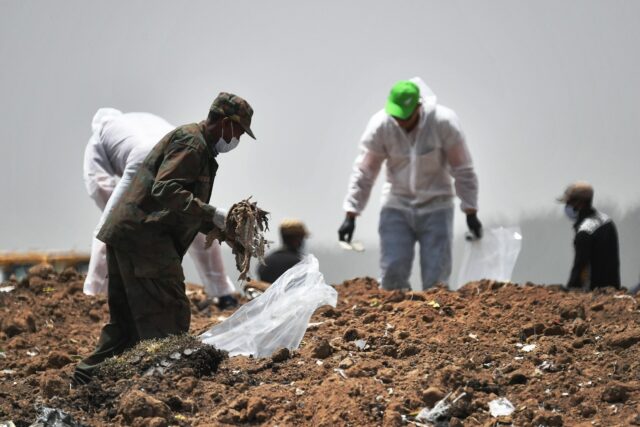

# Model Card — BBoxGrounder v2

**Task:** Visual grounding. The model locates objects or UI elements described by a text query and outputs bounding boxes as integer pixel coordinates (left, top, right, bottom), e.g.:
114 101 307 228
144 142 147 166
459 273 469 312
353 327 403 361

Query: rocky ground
1 265 639 426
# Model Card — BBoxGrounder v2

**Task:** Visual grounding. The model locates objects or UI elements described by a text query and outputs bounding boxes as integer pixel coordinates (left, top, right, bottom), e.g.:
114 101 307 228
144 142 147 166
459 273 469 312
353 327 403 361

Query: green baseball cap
385 80 420 120
210 92 256 139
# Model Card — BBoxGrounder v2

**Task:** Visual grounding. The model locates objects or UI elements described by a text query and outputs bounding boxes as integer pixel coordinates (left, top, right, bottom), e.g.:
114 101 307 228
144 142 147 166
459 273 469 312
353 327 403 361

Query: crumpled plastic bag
454 226 522 290
488 397 515 417
200 255 338 357
29 407 86 427
415 392 467 425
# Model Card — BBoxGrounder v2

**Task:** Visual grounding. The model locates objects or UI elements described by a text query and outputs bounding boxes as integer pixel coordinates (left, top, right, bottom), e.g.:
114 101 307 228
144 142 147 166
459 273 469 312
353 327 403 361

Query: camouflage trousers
74 245 190 384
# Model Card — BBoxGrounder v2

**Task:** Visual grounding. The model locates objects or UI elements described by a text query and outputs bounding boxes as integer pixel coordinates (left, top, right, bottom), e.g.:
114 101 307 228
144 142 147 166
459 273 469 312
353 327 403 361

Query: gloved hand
338 215 356 242
466 213 483 239
213 207 228 230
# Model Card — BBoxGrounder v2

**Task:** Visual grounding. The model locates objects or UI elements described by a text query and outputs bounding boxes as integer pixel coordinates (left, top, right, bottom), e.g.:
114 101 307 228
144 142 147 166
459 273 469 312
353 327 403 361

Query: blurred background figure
338 77 481 291
558 182 620 291
83 108 237 307
258 219 309 283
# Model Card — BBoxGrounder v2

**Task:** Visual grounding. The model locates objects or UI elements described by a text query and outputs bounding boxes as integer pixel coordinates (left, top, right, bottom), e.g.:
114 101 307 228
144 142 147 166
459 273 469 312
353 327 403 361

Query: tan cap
557 181 594 203
280 218 309 237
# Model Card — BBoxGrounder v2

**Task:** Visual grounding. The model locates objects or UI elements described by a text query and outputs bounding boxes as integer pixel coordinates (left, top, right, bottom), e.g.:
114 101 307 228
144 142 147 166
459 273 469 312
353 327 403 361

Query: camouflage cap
209 92 256 139
557 181 594 203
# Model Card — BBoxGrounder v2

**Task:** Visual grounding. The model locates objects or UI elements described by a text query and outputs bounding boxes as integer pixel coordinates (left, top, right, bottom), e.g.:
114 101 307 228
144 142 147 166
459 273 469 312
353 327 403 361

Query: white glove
213 207 227 230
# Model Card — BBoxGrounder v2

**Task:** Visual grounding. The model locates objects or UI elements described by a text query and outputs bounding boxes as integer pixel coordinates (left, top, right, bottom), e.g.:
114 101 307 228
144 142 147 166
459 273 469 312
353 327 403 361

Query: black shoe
217 295 238 310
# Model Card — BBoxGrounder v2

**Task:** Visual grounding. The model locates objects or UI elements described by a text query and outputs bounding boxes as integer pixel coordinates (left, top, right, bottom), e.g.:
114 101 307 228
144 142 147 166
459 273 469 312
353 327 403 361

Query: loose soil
1 266 639 426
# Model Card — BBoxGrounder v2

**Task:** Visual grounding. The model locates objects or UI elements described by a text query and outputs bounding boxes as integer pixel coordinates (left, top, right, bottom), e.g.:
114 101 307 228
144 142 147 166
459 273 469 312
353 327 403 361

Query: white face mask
215 120 240 154
564 204 578 220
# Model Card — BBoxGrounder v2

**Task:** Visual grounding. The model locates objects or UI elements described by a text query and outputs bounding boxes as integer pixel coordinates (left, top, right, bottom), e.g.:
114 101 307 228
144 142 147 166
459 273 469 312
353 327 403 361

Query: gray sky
1 1 639 286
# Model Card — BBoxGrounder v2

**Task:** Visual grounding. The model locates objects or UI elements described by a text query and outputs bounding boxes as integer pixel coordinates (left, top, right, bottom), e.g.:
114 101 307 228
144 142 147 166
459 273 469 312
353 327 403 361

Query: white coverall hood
91 108 123 134
409 76 437 111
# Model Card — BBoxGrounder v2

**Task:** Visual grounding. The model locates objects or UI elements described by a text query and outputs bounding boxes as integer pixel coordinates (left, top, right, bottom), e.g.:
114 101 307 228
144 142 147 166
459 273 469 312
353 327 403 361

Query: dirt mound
98 335 226 380
1 268 640 425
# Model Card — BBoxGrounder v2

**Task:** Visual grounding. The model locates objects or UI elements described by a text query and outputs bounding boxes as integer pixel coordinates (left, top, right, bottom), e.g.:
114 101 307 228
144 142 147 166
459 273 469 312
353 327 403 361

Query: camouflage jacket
97 122 218 279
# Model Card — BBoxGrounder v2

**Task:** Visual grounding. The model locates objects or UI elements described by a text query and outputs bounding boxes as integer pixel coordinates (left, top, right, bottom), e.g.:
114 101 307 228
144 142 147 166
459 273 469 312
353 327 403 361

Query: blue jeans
378 207 453 291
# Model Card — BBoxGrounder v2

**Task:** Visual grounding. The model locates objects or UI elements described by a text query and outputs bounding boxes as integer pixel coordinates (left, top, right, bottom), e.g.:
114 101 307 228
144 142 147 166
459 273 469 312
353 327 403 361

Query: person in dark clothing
558 182 620 290
258 219 309 283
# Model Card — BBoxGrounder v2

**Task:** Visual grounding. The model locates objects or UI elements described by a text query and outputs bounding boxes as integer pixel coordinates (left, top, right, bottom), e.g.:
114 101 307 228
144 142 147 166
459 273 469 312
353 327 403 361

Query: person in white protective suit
83 108 238 309
338 78 482 290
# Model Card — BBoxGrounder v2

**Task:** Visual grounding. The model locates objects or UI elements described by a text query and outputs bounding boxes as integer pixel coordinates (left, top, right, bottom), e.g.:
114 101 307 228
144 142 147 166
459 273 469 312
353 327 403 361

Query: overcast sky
1 1 639 286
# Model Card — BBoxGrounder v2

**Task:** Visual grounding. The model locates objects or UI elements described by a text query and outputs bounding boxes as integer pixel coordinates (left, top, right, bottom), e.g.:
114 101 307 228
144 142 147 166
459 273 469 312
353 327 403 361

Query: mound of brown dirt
1 269 640 426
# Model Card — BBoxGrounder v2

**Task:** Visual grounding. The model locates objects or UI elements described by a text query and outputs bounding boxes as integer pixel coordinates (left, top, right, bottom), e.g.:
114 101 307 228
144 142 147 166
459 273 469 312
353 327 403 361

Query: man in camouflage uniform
74 92 255 384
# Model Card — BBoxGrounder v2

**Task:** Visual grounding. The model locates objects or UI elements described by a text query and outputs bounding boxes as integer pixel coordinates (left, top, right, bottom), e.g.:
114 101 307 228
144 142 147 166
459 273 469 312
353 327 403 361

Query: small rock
118 390 171 424
343 328 360 342
246 397 267 422
544 325 566 336
449 392 473 418
177 377 197 393
399 345 420 358
338 357 354 369
406 292 426 301
396 331 410 340
346 360 378 378
442 306 455 316
89 309 103 322
164 395 197 413
421 387 445 407
334 318 347 326
39 373 68 398
362 313 377 324
215 408 242 424
421 314 434 323
321 307 340 318
580 404 597 418
572 339 585 349
46 351 72 369
385 291 405 303
382 407 403 427
378 367 395 383
532 410 564 426
569 395 584 406
520 323 544 338
144 417 168 427
601 382 630 403
310 339 333 359
573 319 588 337
605 330 640 349
2 309 36 337
381 345 398 358
329 337 343 349
559 304 585 320
229 397 248 411
508 371 528 385
271 347 290 363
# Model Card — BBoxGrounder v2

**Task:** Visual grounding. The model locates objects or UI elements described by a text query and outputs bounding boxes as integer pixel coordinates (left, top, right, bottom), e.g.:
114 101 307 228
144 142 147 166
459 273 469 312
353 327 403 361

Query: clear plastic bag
199 255 338 357
454 226 522 289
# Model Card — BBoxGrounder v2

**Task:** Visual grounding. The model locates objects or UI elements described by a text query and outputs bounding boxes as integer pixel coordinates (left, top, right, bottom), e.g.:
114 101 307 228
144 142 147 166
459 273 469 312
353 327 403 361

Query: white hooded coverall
343 78 479 290
83 108 236 297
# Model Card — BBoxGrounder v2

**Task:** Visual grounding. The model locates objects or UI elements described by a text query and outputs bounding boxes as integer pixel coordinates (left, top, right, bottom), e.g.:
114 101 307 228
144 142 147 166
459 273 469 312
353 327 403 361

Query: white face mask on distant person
215 121 240 154
564 204 578 220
